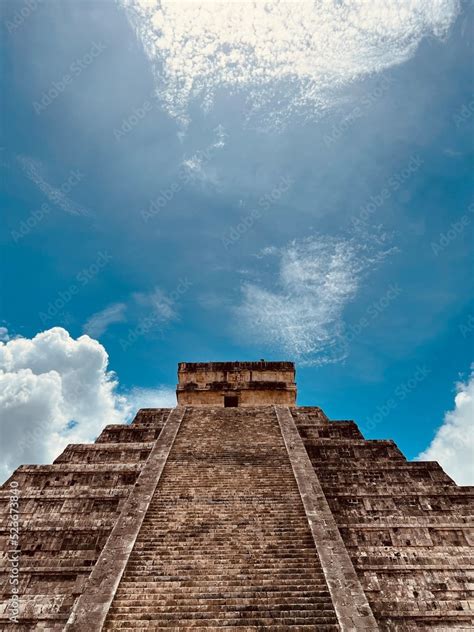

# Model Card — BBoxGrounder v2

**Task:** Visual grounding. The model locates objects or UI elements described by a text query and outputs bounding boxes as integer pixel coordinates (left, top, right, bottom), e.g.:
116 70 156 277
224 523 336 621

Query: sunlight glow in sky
122 0 460 124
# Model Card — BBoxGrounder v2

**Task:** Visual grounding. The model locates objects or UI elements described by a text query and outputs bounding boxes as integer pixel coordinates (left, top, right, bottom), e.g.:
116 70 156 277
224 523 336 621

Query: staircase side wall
291 407 474 630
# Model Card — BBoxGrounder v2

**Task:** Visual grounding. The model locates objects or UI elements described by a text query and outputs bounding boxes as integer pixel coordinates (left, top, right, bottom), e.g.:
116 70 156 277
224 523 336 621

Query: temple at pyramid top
176 360 297 406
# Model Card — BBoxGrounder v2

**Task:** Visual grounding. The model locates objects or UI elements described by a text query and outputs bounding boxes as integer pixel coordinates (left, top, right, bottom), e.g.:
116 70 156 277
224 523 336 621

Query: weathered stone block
0 361 472 631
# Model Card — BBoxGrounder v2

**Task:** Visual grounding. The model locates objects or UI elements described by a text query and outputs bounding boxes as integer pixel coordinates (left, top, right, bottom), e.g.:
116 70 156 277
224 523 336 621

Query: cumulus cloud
83 302 127 338
0 327 180 482
417 368 474 485
0 328 130 482
235 235 390 365
0 327 10 342
120 0 459 125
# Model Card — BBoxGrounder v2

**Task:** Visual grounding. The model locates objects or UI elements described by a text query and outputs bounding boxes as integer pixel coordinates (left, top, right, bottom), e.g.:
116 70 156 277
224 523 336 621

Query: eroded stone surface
0 409 171 630
275 405 378 631
291 406 474 630
65 406 186 631
177 361 297 406
0 362 472 631
103 406 340 630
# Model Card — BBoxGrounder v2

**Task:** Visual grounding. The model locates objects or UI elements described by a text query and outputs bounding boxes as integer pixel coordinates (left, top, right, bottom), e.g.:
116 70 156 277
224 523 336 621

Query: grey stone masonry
292 406 474 630
0 362 472 631
103 406 340 630
64 406 186 631
275 405 379 631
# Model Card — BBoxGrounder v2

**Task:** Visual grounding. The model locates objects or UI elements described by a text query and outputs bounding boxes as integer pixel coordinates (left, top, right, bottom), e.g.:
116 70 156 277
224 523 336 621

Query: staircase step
103 408 338 628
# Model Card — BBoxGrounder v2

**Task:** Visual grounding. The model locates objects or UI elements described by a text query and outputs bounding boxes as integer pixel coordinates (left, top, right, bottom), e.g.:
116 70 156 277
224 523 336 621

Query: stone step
105 624 339 631
116 580 330 589
105 604 335 614
124 557 325 565
105 614 339 624
114 585 331 593
120 568 327 575
103 407 338 627
111 596 333 605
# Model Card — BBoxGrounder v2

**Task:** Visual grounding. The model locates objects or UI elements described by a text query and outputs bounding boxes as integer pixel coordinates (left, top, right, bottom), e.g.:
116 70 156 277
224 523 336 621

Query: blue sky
1 0 473 484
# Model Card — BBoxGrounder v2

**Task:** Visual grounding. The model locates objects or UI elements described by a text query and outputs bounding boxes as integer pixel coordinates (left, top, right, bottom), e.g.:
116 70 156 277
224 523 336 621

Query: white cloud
126 386 177 410
235 235 389 365
82 287 183 346
417 368 474 485
0 327 180 483
83 303 127 338
132 287 177 322
180 125 227 185
0 328 130 482
0 327 10 342
120 0 459 125
17 155 87 216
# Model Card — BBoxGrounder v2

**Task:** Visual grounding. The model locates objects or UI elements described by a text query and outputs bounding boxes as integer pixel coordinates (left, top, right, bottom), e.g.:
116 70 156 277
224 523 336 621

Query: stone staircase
103 406 340 630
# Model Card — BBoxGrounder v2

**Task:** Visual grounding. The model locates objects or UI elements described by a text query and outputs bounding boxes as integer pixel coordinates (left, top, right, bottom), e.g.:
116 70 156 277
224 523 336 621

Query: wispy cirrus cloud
120 0 459 126
132 287 177 322
17 155 87 216
82 286 181 341
83 279 193 356
180 124 227 185
83 302 127 338
235 235 392 365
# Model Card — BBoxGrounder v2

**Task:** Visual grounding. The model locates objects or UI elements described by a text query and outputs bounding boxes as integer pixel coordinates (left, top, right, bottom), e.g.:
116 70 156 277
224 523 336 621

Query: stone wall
177 388 295 407
291 406 474 630
0 403 472 630
176 361 297 406
102 406 341 630
0 409 170 630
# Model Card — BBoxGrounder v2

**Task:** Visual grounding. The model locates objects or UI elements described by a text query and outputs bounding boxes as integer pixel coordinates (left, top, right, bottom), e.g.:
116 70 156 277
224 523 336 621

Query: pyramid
1 362 472 630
